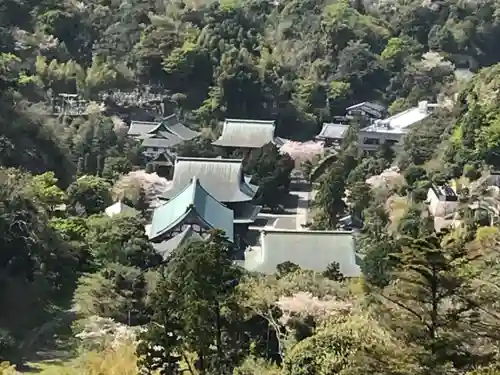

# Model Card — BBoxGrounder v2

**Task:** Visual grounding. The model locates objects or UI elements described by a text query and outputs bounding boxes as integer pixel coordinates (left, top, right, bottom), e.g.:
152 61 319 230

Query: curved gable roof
150 177 234 241
162 157 258 202
212 119 276 148
128 115 200 140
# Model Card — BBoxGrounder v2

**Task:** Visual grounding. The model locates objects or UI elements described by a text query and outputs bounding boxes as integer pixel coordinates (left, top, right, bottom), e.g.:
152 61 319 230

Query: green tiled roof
212 119 276 148
150 177 234 241
161 157 258 203
244 229 360 276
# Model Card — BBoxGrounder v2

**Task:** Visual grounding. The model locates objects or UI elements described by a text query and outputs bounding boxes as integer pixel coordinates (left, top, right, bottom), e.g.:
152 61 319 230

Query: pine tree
136 313 182 375
312 161 346 229
378 232 485 373
359 204 398 288
143 232 242 375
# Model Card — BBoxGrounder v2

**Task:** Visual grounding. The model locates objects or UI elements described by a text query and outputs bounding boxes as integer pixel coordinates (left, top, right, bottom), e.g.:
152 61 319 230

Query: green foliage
359 203 398 289
348 181 373 219
28 171 67 212
139 232 243 374
5 0 500 371
276 262 301 278
378 232 495 371
73 263 151 325
0 168 79 359
322 262 344 282
85 213 160 269
404 165 427 187
245 144 294 210
283 313 411 375
311 161 346 229
66 175 111 215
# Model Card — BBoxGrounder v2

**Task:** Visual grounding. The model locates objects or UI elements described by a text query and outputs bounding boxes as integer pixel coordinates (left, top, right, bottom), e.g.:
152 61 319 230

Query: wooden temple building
315 123 350 147
212 119 285 150
148 177 235 259
158 157 262 250
128 114 200 158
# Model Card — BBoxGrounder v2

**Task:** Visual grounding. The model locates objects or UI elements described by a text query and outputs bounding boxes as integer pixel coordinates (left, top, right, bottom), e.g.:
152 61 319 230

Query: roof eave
212 139 266 148
149 209 192 241
233 205 262 223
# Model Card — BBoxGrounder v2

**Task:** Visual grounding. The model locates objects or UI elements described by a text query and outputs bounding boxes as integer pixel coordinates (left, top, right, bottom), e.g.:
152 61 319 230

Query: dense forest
4 0 500 374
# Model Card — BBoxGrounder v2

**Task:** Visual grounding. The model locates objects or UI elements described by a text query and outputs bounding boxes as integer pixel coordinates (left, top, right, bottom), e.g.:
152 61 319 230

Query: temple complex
160 157 262 249
212 119 279 149
148 177 234 259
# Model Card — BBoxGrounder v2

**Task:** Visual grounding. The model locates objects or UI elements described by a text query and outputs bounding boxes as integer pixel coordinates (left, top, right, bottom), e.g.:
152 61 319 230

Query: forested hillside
4 0 500 374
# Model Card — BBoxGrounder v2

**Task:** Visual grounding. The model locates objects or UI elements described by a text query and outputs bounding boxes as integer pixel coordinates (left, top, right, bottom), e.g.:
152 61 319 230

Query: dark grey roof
128 115 200 140
316 123 349 140
430 184 458 202
346 102 385 119
161 157 258 203
152 227 202 260
152 151 176 165
163 115 200 140
346 101 385 113
244 229 361 276
128 121 160 136
212 119 276 148
141 134 183 148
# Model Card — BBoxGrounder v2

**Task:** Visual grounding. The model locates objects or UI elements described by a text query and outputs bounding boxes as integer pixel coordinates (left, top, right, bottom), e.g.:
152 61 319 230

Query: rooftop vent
377 119 391 129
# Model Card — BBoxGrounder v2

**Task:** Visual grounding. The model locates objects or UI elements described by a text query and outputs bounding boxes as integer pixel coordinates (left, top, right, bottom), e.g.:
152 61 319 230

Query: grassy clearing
20 360 71 374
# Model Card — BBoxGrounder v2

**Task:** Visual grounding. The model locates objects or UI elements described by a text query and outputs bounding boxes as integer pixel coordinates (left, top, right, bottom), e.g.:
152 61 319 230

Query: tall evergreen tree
139 232 242 375
359 203 398 288
312 161 346 229
377 232 488 373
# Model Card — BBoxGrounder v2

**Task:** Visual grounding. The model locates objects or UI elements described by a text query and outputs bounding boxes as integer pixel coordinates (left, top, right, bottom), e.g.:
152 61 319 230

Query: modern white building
358 101 437 152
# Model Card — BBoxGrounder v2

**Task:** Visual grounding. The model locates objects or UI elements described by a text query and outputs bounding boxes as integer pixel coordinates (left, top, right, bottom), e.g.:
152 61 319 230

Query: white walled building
426 184 459 218
358 101 438 152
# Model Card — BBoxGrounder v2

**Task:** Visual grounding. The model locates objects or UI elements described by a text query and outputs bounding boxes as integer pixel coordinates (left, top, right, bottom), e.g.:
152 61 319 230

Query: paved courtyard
249 172 312 231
